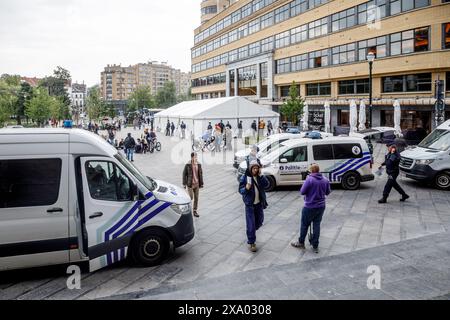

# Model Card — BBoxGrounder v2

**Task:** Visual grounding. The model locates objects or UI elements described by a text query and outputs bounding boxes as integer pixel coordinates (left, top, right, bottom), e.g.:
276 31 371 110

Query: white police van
238 137 374 191
400 120 450 190
0 129 195 272
233 132 333 168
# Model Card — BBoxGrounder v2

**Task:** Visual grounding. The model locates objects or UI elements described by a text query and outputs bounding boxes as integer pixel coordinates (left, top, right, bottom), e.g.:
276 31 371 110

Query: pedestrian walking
291 164 331 254
239 160 269 252
219 120 225 134
224 126 233 151
226 121 232 130
183 152 204 218
378 144 410 204
165 120 171 136
258 120 266 137
238 121 243 139
267 120 273 136
124 133 136 162
170 122 175 136
251 120 257 138
207 122 213 131
181 121 187 139
214 125 222 152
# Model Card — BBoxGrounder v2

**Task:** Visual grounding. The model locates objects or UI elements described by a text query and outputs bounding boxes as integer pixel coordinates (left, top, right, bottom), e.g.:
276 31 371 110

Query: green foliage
280 81 305 125
86 86 107 121
25 89 57 127
53 66 72 82
156 81 177 108
128 86 155 112
0 79 19 127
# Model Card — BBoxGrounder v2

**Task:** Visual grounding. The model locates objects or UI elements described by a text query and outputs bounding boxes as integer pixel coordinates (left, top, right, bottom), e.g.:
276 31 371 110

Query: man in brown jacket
183 152 204 217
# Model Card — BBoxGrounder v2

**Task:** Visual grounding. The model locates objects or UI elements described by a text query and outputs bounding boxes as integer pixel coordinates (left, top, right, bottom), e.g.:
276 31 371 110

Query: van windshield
115 153 157 191
418 129 450 151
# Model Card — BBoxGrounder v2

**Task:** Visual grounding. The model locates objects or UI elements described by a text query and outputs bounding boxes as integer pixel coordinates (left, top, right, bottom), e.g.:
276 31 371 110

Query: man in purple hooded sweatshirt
291 164 331 253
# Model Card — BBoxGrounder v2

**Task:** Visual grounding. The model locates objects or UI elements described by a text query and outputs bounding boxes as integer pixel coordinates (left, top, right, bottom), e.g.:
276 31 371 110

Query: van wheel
265 176 276 192
435 172 450 190
130 229 170 267
341 172 361 190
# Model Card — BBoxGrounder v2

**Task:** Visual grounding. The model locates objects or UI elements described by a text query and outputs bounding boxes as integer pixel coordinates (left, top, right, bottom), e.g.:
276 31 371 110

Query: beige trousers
188 187 200 212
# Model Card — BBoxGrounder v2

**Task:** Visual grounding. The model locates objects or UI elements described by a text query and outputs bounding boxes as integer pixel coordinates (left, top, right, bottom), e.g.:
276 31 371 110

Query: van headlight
170 204 191 215
416 159 434 165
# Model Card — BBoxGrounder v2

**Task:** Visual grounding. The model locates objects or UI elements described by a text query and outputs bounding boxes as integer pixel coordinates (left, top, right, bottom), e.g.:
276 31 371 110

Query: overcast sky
0 0 200 87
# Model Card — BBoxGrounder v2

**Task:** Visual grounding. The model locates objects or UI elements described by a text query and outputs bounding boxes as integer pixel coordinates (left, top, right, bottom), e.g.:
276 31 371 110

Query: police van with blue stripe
0 129 195 272
248 137 374 192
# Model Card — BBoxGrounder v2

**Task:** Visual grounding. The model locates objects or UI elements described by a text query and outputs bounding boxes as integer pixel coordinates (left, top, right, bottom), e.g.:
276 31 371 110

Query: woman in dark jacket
378 144 410 203
239 160 269 252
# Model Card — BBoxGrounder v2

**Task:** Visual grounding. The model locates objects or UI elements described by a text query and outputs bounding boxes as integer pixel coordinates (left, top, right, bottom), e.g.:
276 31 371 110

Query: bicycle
148 138 161 153
192 136 216 152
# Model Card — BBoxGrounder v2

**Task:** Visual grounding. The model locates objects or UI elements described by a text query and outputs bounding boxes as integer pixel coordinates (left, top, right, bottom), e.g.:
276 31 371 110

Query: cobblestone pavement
1 127 449 300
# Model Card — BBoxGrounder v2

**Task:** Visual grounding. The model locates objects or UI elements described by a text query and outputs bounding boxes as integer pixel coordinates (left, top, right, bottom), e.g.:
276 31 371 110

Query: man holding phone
239 160 269 252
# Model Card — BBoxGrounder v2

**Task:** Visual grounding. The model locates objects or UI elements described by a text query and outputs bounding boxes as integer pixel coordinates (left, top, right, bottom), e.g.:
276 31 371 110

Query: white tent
358 100 367 131
394 99 402 135
350 100 358 133
302 103 309 131
154 97 280 138
324 101 331 133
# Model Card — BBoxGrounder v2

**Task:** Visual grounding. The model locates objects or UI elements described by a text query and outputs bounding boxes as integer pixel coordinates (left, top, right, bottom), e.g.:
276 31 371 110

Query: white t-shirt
253 177 260 205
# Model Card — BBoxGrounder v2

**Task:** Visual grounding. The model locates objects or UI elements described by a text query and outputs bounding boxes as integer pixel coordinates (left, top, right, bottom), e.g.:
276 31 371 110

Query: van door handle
47 207 63 213
89 212 103 219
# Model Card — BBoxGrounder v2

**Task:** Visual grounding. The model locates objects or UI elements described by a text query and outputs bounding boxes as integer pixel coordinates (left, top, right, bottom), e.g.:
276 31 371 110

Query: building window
241 3 253 18
382 73 432 92
447 72 450 92
249 42 261 56
443 23 450 49
390 0 430 15
275 4 290 23
358 36 387 60
261 37 274 52
309 49 329 68
261 63 268 98
238 25 248 40
231 10 241 24
331 7 356 33
249 19 260 35
275 31 290 49
201 6 217 15
261 11 274 29
339 79 370 94
358 0 387 24
291 0 308 17
291 24 308 44
308 17 328 39
238 65 257 96
229 70 235 96
291 54 308 72
390 27 429 56
238 46 249 60
276 58 291 74
306 82 331 96
332 43 356 65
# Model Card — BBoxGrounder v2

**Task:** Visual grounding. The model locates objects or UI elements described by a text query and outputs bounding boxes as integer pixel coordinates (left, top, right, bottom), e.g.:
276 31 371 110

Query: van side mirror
280 158 288 164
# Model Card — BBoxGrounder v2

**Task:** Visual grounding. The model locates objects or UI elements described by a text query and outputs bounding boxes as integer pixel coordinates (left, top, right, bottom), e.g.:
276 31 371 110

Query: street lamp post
367 52 375 129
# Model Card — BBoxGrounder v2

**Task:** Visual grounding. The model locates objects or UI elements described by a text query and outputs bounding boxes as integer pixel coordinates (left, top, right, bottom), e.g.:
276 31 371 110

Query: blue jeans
299 207 325 249
245 203 264 245
126 148 134 161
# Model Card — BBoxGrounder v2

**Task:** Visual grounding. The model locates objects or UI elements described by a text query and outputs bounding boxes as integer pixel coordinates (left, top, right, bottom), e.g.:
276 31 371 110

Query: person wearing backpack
124 133 136 162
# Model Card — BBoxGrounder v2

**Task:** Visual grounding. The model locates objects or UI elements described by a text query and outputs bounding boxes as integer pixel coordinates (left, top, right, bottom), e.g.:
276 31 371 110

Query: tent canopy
154 97 279 120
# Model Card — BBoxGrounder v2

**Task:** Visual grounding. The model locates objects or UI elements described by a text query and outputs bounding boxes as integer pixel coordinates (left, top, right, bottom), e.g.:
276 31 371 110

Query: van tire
341 172 361 190
130 229 170 267
265 176 276 192
435 171 450 190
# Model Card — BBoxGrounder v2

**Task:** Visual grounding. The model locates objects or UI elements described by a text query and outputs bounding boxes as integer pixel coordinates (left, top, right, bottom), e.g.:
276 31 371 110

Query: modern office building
201 0 238 24
191 0 450 132
100 61 191 109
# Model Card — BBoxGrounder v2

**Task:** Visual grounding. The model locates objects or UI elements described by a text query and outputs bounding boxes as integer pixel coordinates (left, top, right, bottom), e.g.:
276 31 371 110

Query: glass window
280 85 291 97
249 42 261 56
0 159 61 208
276 58 291 74
308 17 328 39
238 25 248 39
382 73 432 92
261 37 274 52
332 43 356 65
309 49 329 68
281 146 308 163
261 11 274 29
419 129 450 151
275 4 290 23
86 161 132 202
331 7 356 32
291 53 308 72
313 145 334 161
249 19 260 34
444 23 450 49
291 0 308 17
291 24 308 44
333 144 364 159
306 82 331 96
275 31 290 49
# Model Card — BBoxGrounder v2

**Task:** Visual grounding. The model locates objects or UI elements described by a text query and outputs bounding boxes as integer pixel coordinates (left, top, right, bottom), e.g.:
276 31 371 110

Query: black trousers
383 172 406 199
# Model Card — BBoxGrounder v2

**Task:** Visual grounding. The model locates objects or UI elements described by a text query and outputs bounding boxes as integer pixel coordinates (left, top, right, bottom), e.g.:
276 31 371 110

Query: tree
128 86 155 112
16 82 33 125
280 81 304 125
156 81 177 108
0 79 18 127
25 89 54 127
86 86 105 121
53 66 72 82
40 67 72 119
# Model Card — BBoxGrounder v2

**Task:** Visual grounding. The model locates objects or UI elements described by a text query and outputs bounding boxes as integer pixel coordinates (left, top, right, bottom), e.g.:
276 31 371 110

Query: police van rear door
278 146 309 185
